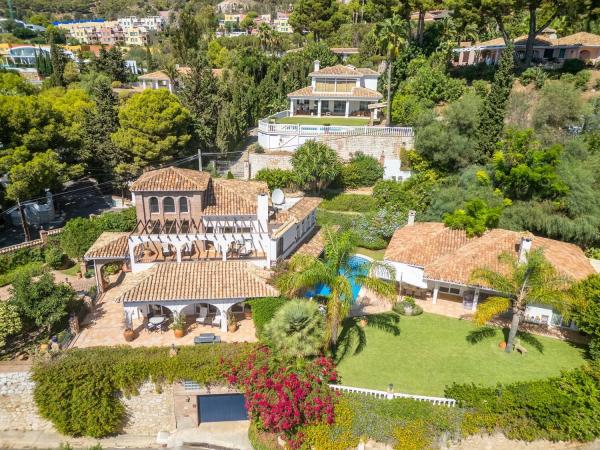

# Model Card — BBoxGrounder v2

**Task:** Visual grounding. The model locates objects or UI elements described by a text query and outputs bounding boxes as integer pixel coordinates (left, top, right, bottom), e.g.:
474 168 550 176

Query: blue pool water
304 255 369 302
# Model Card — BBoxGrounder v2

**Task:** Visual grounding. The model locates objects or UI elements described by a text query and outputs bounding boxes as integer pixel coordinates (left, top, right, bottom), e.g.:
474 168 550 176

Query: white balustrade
329 384 457 407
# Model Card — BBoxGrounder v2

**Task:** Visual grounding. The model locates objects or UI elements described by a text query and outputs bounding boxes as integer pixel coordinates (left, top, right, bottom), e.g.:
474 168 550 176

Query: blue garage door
198 394 248 422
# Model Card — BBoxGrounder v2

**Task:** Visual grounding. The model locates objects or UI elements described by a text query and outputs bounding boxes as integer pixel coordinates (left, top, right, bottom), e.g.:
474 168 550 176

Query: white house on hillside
383 213 596 329
288 60 382 119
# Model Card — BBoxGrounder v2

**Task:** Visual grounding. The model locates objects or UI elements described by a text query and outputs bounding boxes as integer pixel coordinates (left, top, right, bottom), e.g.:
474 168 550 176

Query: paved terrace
72 272 257 348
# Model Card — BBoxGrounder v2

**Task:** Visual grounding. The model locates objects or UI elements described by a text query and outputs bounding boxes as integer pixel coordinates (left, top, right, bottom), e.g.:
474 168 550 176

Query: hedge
320 194 378 213
249 297 286 337
32 344 255 437
446 365 600 442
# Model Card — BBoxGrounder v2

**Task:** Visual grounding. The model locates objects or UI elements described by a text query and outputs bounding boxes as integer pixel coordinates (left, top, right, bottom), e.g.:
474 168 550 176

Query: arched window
163 197 175 213
179 197 189 213
149 197 159 213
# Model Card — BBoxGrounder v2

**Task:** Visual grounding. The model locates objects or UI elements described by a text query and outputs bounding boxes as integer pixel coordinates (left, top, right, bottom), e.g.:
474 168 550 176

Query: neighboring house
273 12 291 33
288 60 382 119
383 215 596 329
1 45 49 66
138 67 223 92
331 47 359 62
84 167 323 332
454 31 600 67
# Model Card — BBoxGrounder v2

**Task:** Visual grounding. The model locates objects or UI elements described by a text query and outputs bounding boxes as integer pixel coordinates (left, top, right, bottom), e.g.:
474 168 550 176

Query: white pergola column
317 99 322 117
432 282 439 305
214 304 231 332
175 245 182 263
345 100 350 118
289 99 294 116
472 289 480 311
221 243 227 261
142 80 147 89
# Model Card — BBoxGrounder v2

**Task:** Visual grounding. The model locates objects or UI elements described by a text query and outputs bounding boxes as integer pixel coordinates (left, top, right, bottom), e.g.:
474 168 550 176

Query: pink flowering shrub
223 346 338 448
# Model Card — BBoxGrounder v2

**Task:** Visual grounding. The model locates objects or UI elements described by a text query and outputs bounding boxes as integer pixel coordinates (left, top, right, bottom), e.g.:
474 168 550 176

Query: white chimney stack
257 192 269 234
313 60 320 72
518 234 533 264
407 210 416 226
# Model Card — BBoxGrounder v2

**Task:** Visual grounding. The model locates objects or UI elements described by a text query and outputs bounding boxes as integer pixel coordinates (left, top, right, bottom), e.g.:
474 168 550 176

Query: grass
354 247 386 260
60 263 81 277
276 116 370 126
320 194 378 213
336 313 586 397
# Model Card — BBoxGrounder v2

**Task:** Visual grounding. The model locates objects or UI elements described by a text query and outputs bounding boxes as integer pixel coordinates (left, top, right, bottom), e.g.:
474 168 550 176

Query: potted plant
243 305 252 320
123 328 136 341
39 341 50 353
228 311 238 333
171 314 186 338
359 316 368 327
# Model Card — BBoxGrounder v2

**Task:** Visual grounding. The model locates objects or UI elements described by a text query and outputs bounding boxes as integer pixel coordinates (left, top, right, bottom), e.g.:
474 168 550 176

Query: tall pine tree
477 44 515 157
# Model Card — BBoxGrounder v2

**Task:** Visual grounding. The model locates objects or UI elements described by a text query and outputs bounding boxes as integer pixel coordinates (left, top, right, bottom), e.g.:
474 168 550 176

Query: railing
258 111 414 138
329 384 457 407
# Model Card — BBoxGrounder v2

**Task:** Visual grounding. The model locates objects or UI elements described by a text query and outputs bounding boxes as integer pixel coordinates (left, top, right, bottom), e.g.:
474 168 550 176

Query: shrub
250 297 287 337
0 302 22 348
520 67 547 89
0 261 46 287
255 168 297 190
352 208 408 247
392 297 423 316
303 397 359 450
33 344 255 437
562 70 591 89
446 365 600 442
562 58 585 74
471 79 490 97
0 247 45 275
291 141 341 192
320 194 378 213
263 299 325 360
225 347 337 446
340 153 384 188
392 419 431 450
44 246 65 269
248 423 279 450
226 170 234 179
103 262 121 276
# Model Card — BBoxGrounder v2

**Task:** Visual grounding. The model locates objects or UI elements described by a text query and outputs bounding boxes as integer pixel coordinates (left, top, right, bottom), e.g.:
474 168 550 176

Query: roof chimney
313 60 320 72
407 210 416 226
518 233 533 264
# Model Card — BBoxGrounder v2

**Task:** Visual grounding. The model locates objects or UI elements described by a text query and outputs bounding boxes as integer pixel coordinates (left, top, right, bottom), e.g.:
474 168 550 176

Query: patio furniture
238 244 253 257
196 307 208 324
146 322 157 332
149 316 166 325
161 243 172 257
193 333 221 344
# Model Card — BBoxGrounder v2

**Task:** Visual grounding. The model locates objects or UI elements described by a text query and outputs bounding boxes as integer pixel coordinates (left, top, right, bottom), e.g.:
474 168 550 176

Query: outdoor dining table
149 316 166 325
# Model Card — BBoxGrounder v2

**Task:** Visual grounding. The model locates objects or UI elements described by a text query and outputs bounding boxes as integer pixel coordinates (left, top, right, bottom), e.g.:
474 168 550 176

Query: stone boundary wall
0 372 175 435
248 134 414 179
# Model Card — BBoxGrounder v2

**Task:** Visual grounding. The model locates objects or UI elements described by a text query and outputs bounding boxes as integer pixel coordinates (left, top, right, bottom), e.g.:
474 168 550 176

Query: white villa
84 167 323 333
138 67 223 92
288 60 382 119
383 213 596 329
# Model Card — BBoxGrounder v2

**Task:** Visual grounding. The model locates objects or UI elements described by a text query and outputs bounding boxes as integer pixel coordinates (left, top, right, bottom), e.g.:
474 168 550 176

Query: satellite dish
272 188 285 206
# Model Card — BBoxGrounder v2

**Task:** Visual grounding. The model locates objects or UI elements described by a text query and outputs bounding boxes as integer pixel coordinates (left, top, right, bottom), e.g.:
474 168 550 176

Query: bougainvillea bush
224 346 338 448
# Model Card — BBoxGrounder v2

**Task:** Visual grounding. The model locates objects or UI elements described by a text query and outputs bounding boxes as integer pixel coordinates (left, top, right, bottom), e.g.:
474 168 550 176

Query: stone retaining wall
0 372 176 435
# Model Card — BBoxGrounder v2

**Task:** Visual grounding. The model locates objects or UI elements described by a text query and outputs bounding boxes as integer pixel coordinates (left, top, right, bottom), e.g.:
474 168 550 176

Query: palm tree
258 23 273 52
470 248 573 353
162 62 180 93
375 16 409 125
276 228 397 349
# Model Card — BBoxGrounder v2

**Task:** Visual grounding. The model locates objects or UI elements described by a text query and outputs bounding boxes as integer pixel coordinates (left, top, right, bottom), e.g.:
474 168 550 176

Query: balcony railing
258 111 414 137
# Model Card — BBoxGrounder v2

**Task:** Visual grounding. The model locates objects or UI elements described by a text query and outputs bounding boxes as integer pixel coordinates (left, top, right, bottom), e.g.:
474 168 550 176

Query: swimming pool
304 255 370 302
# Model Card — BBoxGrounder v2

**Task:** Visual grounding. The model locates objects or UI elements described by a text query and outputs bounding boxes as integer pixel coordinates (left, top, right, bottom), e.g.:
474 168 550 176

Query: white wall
383 159 412 181
363 76 378 90
384 260 427 289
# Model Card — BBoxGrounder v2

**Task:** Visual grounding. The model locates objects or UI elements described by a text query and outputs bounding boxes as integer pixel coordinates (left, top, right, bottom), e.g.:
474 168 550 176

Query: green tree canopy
492 129 568 201
112 89 192 176
0 72 37 96
443 198 503 237
10 271 76 333
289 0 346 41
291 141 341 192
263 299 325 361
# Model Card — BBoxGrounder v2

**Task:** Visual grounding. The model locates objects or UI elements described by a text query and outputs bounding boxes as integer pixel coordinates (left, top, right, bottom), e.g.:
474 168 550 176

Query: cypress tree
477 44 515 157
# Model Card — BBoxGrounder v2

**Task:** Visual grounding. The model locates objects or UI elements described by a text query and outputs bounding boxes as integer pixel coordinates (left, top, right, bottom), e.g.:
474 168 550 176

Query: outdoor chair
146 322 157 332
196 307 208 324
238 244 253 257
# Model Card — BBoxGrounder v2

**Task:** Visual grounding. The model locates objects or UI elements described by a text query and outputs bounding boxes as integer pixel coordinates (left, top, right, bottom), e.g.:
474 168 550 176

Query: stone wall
248 152 293 178
0 372 176 435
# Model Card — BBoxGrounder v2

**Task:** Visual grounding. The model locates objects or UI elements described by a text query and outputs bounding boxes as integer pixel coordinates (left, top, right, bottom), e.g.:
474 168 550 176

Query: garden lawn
336 313 586 397
276 117 370 126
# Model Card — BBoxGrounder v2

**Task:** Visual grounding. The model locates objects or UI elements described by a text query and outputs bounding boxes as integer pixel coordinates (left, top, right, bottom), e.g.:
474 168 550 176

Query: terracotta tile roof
287 86 383 99
130 167 211 192
286 197 322 222
555 32 600 46
203 179 268 216
117 260 278 303
425 229 595 286
330 47 359 54
84 232 130 260
138 67 223 80
385 222 595 287
295 225 339 258
309 64 372 77
384 223 473 267
356 68 379 76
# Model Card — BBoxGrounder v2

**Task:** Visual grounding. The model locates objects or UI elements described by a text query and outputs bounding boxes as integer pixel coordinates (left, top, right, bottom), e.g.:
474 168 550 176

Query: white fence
258 111 414 138
329 384 457 407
